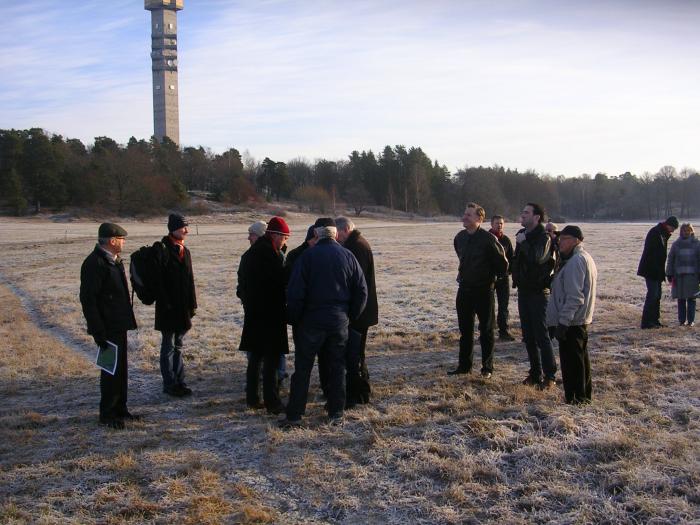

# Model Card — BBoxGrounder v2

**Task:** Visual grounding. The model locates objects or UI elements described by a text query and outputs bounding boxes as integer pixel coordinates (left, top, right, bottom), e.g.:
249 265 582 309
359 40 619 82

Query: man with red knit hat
157 213 198 398
237 216 290 414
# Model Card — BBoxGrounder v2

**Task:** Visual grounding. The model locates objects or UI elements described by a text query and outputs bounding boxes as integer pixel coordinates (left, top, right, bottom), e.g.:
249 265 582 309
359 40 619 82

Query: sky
1 0 699 177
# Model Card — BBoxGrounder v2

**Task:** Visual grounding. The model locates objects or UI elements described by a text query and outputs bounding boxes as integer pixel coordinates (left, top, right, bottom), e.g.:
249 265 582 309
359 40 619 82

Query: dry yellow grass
0 216 699 523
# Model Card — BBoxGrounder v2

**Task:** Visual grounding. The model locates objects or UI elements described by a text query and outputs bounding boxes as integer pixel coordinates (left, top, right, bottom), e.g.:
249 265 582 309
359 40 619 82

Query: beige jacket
546 244 597 327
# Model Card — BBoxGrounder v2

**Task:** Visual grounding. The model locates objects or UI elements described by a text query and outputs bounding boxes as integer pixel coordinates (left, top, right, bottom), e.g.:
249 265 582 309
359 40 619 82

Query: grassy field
0 214 698 524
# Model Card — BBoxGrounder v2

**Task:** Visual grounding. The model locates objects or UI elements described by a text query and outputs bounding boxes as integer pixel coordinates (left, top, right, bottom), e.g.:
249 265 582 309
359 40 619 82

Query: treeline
1 127 698 220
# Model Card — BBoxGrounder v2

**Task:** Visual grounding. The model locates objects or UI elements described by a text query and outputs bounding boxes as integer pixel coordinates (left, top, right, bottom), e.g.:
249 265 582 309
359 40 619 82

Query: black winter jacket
80 246 137 340
454 227 508 289
343 230 379 329
637 223 672 281
284 240 311 285
512 223 555 292
287 238 368 330
237 235 289 356
154 236 197 332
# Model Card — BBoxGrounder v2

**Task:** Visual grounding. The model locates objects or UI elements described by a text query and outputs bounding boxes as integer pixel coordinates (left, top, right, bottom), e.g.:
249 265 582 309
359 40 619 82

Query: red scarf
169 235 185 261
489 228 503 239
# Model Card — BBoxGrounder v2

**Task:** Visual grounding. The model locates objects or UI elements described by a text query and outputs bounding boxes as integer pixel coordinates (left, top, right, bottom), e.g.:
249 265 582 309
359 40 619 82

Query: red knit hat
267 216 290 235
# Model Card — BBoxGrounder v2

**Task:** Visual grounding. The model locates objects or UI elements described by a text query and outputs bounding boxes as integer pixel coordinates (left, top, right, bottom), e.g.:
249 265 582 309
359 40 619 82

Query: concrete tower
145 0 183 145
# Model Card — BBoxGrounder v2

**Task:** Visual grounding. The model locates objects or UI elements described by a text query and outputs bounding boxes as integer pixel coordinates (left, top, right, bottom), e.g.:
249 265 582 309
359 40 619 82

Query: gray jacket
546 244 597 327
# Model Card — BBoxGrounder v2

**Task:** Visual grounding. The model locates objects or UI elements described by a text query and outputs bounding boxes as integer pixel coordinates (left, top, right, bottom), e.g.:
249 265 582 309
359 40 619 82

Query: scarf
169 234 185 261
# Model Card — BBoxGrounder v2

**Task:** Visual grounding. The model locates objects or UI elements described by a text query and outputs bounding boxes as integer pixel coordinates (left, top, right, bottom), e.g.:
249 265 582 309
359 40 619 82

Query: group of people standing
88 200 700 428
638 215 700 328
235 216 377 428
79 214 197 429
451 202 598 405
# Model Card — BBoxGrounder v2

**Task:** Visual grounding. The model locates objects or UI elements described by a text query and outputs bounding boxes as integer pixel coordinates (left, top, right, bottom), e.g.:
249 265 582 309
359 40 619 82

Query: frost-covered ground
0 216 698 524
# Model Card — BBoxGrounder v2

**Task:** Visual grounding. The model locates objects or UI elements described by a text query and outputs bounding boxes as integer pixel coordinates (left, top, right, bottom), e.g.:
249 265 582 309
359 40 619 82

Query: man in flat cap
637 216 679 328
546 225 597 404
156 213 197 397
80 223 138 429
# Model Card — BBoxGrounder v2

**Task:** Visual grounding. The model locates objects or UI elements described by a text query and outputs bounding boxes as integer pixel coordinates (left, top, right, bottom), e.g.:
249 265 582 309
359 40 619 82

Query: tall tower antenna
145 0 183 145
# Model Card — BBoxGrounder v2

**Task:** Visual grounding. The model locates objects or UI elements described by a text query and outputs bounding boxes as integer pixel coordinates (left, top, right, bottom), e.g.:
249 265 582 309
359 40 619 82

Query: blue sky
1 0 699 176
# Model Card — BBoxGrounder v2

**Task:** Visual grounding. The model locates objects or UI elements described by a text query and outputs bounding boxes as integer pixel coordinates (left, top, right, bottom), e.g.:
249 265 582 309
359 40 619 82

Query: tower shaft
145 1 183 145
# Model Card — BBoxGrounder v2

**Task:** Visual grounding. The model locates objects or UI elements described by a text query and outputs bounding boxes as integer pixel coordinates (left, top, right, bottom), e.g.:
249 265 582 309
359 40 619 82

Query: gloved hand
93 337 108 349
555 324 568 341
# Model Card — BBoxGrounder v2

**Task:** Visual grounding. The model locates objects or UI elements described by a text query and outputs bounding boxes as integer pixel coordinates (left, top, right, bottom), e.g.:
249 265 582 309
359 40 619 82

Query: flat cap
313 217 335 228
559 225 583 241
98 222 128 238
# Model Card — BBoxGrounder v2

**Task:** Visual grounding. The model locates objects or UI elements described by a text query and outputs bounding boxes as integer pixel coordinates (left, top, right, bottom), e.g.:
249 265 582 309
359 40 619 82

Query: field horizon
0 215 698 524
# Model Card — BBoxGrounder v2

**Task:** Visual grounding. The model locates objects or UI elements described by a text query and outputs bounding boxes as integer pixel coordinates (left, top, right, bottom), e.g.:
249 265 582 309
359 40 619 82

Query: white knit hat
248 221 267 237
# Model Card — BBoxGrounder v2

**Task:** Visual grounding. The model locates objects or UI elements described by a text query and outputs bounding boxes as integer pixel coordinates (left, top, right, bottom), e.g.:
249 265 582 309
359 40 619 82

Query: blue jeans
678 298 696 324
286 324 348 420
518 290 557 381
247 352 287 380
160 330 186 388
641 278 662 327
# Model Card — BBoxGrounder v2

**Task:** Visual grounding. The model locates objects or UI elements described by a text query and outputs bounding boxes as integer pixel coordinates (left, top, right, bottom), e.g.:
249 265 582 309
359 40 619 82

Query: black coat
490 230 514 274
512 223 555 292
637 223 672 281
237 235 289 356
284 240 310 285
454 227 508 289
154 236 197 332
343 230 378 329
80 245 137 340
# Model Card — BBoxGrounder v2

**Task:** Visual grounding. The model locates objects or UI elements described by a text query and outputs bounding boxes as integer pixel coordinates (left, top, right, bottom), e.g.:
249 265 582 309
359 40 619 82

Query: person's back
288 238 367 330
282 221 368 428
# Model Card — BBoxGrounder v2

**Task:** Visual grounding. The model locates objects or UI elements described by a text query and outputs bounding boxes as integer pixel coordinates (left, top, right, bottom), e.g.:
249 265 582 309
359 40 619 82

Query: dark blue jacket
287 238 368 330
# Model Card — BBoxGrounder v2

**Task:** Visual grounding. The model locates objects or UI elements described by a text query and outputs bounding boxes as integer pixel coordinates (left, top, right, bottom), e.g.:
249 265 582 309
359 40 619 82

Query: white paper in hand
95 341 119 375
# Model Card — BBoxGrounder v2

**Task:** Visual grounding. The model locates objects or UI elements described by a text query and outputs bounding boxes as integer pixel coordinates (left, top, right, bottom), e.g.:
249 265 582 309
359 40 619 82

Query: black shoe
178 384 193 396
267 403 285 415
99 416 125 430
522 375 542 387
498 332 515 341
164 385 187 397
246 401 265 410
481 371 492 379
447 367 470 376
539 377 556 390
278 417 303 430
118 411 142 421
328 413 344 427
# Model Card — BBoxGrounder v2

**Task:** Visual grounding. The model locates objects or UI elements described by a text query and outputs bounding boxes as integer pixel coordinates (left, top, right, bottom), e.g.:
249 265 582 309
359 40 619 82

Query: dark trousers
318 327 370 402
641 278 662 327
346 327 371 406
287 324 348 420
160 330 186 388
100 331 128 419
518 290 557 381
678 298 696 324
494 276 511 334
557 325 591 404
456 285 495 373
246 352 282 409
